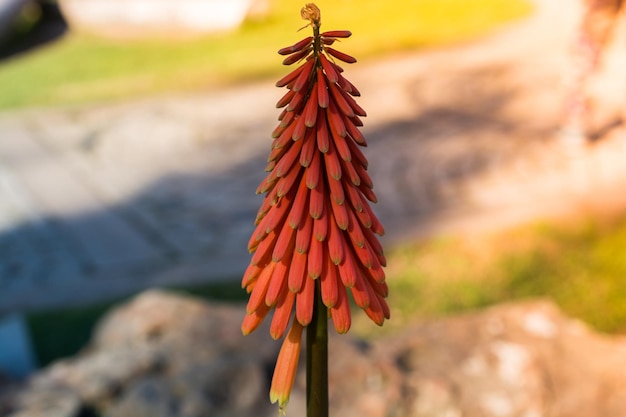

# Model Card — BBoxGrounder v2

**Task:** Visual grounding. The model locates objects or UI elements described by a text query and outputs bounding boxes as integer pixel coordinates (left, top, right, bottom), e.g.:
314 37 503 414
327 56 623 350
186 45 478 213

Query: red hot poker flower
241 2 389 410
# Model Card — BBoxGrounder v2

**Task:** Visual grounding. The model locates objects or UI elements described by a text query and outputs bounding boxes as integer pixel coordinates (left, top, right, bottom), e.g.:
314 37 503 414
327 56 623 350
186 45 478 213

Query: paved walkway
2 0 626 313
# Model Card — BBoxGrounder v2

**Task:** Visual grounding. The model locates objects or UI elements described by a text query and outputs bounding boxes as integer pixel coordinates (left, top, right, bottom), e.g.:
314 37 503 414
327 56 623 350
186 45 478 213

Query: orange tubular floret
303 88 319 127
288 175 309 228
296 214 313 254
292 115 308 141
327 100 347 138
321 256 339 307
288 250 308 292
276 165 302 198
266 261 290 307
249 214 270 251
344 115 366 145
330 126 351 162
330 197 349 231
340 157 360 187
296 275 315 325
330 285 352 333
307 236 323 278
283 47 311 65
270 321 304 409
263 196 291 234
338 87 367 116
300 127 317 167
327 211 345 265
309 175 325 219
327 175 345 206
320 54 339 83
276 63 307 88
317 68 330 108
286 89 306 113
325 47 357 64
276 89 296 108
343 181 363 212
270 290 296 340
324 140 342 181
242 303 271 335
337 247 358 288
313 213 328 241
272 222 297 263
316 109 330 152
293 58 316 92
251 230 279 266
246 263 276 314
328 81 355 117
321 30 352 38
278 36 313 55
305 150 322 189
242 263 263 288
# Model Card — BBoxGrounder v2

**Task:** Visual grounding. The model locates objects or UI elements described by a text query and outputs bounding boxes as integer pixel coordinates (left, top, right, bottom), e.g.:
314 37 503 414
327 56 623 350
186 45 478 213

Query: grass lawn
0 0 532 109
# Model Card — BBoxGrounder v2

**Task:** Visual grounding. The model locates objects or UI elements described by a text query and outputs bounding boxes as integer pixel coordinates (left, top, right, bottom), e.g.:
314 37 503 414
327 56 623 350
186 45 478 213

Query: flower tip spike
301 3 321 28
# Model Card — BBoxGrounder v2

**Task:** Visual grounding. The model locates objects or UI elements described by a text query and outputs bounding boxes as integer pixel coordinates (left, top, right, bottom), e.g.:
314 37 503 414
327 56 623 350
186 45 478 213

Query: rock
384 300 626 417
0 371 19 416
5 291 626 417
106 377 175 417
6 385 82 417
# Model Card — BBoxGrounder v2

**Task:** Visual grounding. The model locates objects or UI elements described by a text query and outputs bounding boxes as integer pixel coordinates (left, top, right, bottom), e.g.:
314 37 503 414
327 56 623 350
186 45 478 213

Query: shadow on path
0 63 548 314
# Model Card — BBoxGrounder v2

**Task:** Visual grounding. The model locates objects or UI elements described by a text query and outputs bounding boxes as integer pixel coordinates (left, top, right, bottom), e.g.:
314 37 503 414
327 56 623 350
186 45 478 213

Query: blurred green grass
374 214 626 336
0 0 532 109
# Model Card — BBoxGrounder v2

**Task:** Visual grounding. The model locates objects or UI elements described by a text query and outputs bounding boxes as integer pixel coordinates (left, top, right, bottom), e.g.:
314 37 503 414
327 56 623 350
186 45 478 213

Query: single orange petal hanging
270 320 304 410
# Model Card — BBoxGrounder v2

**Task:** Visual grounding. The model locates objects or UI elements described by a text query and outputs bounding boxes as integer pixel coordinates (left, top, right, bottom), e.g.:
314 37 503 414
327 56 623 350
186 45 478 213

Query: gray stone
383 300 626 417
106 377 176 417
7 384 81 417
9 292 626 417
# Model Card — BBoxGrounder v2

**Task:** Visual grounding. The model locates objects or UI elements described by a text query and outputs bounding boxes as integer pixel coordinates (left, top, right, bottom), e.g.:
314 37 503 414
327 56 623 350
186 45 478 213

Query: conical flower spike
241 3 388 412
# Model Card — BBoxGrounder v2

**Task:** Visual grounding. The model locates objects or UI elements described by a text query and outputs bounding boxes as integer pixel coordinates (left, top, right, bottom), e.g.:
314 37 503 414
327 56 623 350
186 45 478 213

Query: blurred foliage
363 213 626 337
28 302 112 367
0 0 531 109
27 281 245 366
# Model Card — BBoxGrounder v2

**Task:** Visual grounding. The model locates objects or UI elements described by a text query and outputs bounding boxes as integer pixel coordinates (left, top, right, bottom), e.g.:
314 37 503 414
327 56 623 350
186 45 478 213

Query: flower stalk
306 281 329 417
241 3 389 416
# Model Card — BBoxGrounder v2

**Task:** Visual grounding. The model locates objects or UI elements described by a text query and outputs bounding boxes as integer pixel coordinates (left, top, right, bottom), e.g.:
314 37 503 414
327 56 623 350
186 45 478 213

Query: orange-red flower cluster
242 9 388 339
241 4 389 408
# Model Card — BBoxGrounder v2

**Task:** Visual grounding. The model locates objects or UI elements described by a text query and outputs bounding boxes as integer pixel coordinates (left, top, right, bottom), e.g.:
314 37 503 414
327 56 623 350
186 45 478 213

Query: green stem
306 280 329 417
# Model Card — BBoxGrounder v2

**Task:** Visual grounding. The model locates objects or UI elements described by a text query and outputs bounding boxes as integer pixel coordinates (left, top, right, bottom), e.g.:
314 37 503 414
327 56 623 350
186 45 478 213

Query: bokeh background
2 1 626 415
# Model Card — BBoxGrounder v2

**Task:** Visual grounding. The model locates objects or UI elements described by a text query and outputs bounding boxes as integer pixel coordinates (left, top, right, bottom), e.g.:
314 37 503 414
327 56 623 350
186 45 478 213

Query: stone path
2 0 626 313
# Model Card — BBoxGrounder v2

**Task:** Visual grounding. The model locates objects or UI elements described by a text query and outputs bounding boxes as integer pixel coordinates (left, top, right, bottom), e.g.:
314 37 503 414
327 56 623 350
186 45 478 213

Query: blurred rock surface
2 290 626 417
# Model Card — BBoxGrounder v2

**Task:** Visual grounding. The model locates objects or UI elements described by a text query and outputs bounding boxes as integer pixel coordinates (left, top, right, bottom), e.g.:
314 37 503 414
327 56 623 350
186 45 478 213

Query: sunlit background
2 1 626 415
